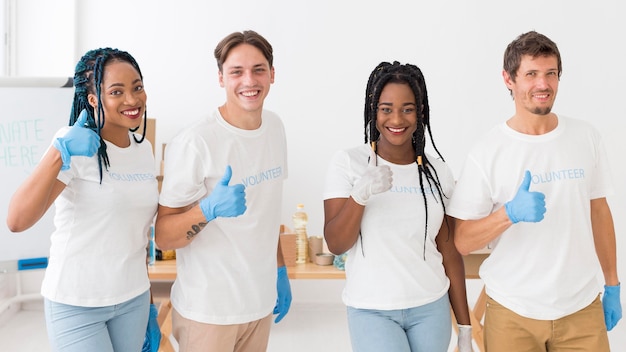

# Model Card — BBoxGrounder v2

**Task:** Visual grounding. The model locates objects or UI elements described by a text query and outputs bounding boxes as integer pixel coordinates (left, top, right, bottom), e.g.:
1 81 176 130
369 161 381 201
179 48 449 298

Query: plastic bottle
293 204 309 264
147 226 155 266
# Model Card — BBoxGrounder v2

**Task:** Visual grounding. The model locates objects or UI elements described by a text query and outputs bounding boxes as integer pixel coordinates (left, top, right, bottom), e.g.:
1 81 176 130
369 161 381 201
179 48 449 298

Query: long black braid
70 48 147 182
363 61 449 258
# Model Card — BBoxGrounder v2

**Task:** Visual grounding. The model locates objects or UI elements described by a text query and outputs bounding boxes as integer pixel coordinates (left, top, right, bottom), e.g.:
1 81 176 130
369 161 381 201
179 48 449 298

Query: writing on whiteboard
0 118 46 168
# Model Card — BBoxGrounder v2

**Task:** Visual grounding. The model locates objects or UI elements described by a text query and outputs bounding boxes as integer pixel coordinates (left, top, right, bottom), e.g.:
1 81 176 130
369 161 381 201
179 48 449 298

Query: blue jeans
44 290 150 352
347 293 451 352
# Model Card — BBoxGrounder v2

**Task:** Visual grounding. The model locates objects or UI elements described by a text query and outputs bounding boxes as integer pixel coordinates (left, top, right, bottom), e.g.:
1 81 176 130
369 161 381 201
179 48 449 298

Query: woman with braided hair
323 61 473 351
7 48 158 351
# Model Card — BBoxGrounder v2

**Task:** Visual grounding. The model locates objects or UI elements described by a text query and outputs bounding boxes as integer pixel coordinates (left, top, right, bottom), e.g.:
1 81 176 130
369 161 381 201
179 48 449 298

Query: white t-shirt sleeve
447 154 496 220
323 149 355 200
589 128 615 199
159 131 211 207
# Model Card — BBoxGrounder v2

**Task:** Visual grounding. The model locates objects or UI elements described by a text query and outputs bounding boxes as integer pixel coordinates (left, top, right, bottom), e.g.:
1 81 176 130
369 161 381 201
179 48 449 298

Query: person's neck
506 112 558 135
219 104 262 130
101 128 130 148
375 141 416 165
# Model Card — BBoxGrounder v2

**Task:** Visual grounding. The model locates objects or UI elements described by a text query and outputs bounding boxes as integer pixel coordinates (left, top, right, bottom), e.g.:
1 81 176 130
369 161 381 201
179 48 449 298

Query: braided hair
70 48 147 182
363 61 449 258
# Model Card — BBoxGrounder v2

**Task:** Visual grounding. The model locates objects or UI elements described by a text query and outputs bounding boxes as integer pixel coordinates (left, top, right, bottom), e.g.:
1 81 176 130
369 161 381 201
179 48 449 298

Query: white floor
270 302 351 351
0 301 50 352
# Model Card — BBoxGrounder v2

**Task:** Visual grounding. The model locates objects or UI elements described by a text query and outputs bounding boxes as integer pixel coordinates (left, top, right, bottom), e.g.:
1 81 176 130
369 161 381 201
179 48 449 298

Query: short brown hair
503 31 562 82
214 30 273 72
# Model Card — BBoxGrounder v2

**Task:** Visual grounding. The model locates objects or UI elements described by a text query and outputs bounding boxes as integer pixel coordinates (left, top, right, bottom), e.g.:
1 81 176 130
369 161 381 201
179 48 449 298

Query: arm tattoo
186 221 207 241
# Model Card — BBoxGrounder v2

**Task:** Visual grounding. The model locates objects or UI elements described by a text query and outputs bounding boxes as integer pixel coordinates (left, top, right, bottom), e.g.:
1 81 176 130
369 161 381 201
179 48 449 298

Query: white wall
10 0 74 77
71 0 626 235
0 2 5 73
8 0 626 348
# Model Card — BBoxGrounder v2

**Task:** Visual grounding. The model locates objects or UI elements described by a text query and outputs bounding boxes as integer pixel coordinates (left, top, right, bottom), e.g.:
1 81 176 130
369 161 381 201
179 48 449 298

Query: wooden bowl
314 253 335 266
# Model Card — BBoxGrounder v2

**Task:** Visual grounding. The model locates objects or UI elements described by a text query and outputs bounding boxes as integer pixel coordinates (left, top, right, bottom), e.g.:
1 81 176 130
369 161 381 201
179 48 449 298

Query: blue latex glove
199 165 247 222
52 109 100 170
504 170 546 224
273 266 292 323
603 284 622 331
142 303 161 352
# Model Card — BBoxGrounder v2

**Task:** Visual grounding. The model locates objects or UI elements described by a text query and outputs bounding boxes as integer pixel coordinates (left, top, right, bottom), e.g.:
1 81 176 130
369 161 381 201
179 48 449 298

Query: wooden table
147 259 177 281
148 250 488 281
148 260 345 281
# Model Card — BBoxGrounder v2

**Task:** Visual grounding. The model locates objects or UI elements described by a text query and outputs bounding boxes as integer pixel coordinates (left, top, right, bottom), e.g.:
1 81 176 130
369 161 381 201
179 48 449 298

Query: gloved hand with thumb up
504 170 546 224
53 109 100 170
350 147 393 206
200 165 247 222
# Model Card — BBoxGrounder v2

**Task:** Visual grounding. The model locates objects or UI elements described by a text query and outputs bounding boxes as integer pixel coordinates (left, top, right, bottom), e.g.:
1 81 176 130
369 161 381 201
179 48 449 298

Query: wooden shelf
286 262 345 279
149 252 488 281
148 260 345 281
148 259 177 281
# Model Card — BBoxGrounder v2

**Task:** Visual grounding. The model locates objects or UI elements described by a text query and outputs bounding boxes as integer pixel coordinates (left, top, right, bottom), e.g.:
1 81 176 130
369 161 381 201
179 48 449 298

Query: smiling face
218 43 274 117
505 54 559 116
88 60 147 143
375 82 419 163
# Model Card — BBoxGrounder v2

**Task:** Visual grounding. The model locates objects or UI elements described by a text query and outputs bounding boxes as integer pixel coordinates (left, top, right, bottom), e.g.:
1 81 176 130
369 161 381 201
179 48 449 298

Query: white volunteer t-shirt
447 116 614 319
159 109 288 324
42 131 158 306
324 144 455 310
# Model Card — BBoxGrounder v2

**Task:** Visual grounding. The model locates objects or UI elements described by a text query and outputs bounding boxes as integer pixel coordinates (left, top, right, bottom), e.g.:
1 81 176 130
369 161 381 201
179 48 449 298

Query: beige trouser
172 308 272 352
484 295 609 352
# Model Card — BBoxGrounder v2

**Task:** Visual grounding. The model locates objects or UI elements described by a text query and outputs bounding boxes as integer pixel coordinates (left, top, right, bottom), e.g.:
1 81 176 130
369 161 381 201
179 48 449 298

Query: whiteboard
0 83 73 261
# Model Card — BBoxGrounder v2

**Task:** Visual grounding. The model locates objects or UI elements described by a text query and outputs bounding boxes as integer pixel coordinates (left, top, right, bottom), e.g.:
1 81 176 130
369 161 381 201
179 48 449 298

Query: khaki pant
172 309 272 352
484 295 609 352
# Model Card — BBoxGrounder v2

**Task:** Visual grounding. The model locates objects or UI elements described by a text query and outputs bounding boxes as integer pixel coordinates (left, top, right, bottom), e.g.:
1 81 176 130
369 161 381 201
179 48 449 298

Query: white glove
458 324 473 352
350 148 392 206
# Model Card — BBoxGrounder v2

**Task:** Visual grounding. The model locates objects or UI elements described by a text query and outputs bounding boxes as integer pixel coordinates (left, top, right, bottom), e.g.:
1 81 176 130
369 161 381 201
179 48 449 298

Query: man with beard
447 31 621 351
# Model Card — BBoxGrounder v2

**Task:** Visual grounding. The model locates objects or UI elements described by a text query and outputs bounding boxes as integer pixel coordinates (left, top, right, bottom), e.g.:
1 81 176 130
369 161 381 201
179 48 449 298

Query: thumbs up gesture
53 109 101 170
504 170 546 224
350 147 393 206
199 165 247 222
